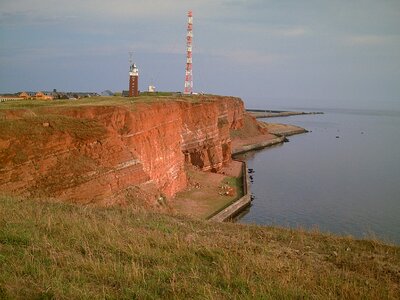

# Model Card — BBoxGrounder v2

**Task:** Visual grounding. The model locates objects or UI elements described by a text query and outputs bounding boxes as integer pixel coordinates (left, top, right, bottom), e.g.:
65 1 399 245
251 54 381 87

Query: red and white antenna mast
184 10 193 94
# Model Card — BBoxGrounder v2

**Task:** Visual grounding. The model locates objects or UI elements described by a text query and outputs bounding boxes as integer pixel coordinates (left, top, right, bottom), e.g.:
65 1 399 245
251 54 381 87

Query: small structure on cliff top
35 91 53 100
128 52 139 97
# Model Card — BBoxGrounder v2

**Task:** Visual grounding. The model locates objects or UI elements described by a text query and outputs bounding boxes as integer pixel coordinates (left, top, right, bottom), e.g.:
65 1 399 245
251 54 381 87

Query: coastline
232 121 307 155
247 109 323 119
208 119 309 222
1 97 310 224
207 160 251 222
238 108 400 244
172 120 308 222
232 136 285 155
2 99 399 298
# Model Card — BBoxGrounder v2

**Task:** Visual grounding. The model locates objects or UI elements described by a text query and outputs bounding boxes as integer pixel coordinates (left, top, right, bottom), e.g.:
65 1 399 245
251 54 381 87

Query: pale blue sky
1 0 399 109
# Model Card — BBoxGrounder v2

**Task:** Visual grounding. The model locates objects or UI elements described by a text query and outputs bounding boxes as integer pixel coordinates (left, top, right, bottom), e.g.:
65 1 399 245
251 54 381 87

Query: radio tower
184 10 193 94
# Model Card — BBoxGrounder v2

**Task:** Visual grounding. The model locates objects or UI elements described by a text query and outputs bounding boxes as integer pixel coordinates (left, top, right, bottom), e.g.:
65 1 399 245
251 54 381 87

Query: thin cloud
0 10 78 25
344 35 399 46
129 42 185 55
230 23 310 38
212 49 289 65
274 27 308 37
0 0 220 23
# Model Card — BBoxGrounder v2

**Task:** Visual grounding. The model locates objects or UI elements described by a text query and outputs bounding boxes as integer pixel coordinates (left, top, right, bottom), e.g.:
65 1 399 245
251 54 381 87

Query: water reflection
236 109 400 244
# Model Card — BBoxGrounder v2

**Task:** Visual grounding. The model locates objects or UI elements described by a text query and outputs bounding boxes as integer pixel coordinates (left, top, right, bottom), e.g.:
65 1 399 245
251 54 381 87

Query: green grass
0 97 133 110
0 115 106 170
205 176 245 220
222 176 244 198
139 91 177 97
0 94 221 111
172 168 243 220
230 113 262 139
0 196 399 299
0 115 105 140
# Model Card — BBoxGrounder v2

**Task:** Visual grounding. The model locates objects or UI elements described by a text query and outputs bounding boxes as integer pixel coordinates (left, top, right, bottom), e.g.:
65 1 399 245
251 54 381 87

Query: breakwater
247 109 323 119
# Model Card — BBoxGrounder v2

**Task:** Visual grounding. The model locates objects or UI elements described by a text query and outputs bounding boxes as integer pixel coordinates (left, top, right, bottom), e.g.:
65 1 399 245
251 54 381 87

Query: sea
236 108 400 245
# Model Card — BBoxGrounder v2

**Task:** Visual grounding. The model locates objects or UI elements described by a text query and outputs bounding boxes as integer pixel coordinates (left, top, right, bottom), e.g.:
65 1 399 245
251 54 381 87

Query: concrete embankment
208 193 251 222
257 121 308 137
274 128 307 136
247 109 323 119
265 126 307 137
213 121 309 222
231 122 307 155
208 161 251 222
232 136 285 155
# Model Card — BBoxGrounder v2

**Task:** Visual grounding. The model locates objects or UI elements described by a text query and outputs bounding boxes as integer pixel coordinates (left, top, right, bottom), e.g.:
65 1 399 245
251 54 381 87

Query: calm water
237 108 400 244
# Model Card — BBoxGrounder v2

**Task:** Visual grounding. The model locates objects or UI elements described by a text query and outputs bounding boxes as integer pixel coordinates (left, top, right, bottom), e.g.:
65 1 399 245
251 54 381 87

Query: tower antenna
184 10 193 94
129 51 133 65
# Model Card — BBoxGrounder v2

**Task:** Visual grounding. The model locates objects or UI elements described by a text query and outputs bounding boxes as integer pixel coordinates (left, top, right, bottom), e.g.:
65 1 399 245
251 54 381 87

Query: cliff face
0 96 244 205
180 99 243 171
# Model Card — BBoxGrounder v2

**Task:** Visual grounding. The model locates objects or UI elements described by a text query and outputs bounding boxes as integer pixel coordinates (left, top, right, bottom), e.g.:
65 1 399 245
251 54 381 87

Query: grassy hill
0 196 399 299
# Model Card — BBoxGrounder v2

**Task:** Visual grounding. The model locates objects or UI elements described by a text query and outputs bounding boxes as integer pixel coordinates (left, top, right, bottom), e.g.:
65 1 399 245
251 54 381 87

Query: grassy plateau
0 196 399 299
0 94 207 112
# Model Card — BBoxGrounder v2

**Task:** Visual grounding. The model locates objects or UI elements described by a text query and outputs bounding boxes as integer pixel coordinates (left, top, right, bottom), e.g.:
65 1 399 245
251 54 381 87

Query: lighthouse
129 60 139 97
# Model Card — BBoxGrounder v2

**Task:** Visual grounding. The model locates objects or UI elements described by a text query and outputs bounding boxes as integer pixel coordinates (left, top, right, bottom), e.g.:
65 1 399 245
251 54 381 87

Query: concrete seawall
208 161 251 222
247 109 323 119
271 128 307 137
232 136 285 155
210 132 304 222
209 118 310 222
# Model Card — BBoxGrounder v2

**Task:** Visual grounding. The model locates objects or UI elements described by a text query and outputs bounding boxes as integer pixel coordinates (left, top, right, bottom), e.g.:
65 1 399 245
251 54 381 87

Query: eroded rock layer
0 96 245 204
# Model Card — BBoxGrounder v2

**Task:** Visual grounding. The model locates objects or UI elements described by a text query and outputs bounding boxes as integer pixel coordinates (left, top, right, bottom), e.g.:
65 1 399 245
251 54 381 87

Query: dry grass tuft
0 196 399 299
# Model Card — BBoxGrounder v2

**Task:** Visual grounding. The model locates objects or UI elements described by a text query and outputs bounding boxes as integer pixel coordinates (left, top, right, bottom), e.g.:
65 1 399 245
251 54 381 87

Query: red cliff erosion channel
0 95 308 219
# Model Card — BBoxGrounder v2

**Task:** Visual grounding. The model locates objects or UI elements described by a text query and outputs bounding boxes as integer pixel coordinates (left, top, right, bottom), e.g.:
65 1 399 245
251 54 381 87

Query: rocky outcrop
180 99 243 172
0 96 245 205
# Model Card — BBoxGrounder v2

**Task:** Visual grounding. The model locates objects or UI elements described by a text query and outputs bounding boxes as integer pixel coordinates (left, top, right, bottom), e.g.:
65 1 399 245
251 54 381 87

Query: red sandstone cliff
0 96 246 205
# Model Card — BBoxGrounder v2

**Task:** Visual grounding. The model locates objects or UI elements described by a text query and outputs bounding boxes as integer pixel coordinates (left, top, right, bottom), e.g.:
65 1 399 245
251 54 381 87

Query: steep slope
0 96 246 205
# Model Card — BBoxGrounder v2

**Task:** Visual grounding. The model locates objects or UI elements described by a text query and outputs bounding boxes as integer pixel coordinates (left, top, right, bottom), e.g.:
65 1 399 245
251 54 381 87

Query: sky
1 0 400 110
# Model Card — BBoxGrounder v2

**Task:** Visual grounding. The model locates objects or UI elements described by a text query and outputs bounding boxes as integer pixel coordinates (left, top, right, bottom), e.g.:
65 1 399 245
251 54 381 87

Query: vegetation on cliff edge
0 95 221 111
0 196 399 299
